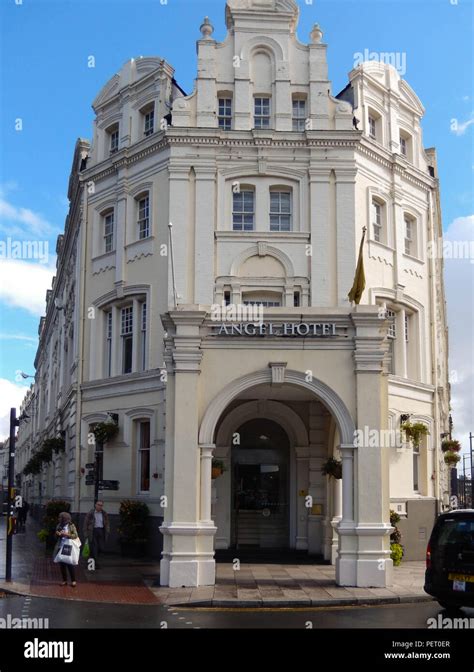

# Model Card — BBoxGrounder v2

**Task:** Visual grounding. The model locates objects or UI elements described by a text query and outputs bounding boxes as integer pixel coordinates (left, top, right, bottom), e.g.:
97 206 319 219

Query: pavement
0 516 433 608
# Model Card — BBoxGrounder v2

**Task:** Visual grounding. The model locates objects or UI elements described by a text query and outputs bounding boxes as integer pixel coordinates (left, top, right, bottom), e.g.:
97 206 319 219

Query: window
292 98 306 131
404 215 416 256
107 124 119 154
138 420 150 493
218 98 232 130
243 299 281 307
386 308 396 374
233 189 255 231
141 302 147 371
294 291 300 307
368 115 376 139
399 131 412 161
105 311 112 377
143 107 155 137
110 127 118 154
404 314 409 343
413 441 420 492
137 195 150 239
371 199 386 244
103 211 114 253
400 136 407 156
254 97 270 129
270 191 292 231
242 292 282 307
121 306 133 374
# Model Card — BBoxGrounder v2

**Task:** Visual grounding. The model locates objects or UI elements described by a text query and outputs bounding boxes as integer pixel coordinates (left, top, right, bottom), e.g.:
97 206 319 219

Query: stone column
200 443 215 523
330 477 342 565
335 167 357 307
309 168 332 307
337 306 393 588
160 309 216 587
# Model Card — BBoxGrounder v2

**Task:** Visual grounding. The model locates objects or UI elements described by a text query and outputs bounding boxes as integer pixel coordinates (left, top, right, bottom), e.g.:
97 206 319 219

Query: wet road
1 593 472 629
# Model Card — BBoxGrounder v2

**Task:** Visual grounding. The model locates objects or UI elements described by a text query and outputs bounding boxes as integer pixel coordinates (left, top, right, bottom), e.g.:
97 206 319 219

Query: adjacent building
16 0 451 588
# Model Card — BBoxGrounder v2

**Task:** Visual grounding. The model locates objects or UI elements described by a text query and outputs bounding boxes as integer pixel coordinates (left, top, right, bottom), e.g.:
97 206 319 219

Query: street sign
85 463 95 469
98 480 119 491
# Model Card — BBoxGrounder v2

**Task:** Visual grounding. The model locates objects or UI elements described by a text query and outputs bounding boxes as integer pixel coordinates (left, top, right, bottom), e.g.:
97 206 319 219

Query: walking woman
54 512 79 587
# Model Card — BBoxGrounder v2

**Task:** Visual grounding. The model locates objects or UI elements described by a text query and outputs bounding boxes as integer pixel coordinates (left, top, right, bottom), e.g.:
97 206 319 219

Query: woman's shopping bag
54 539 80 565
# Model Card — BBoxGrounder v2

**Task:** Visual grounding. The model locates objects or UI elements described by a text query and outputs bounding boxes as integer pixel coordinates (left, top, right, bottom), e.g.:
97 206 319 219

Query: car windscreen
435 518 474 548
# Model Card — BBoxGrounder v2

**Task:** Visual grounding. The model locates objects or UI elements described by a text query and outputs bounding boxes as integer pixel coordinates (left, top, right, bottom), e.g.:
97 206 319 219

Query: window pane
123 336 133 374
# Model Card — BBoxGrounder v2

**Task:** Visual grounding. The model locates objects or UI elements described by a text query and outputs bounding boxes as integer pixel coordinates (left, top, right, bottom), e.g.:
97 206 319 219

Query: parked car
424 509 474 609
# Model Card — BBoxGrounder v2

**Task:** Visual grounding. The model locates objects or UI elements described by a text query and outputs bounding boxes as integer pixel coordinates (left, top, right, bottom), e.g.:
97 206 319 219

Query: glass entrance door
231 419 289 549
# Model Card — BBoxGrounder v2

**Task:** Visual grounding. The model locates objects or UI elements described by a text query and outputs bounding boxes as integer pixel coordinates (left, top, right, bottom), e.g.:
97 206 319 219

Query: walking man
83 500 110 569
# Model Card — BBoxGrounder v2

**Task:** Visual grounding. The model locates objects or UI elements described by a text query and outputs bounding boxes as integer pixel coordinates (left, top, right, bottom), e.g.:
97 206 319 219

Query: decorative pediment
92 74 120 109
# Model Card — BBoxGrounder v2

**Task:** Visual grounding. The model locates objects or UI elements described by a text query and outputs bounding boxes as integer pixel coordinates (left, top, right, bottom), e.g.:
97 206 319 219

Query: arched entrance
231 419 290 549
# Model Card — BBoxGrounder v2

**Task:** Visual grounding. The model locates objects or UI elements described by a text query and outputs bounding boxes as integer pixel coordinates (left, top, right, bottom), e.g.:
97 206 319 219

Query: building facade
16 0 450 588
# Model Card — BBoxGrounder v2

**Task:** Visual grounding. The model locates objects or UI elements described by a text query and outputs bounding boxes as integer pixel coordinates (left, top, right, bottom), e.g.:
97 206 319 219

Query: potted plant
390 510 404 566
321 457 342 479
401 421 429 449
118 500 149 558
441 439 461 453
211 459 226 479
444 451 461 467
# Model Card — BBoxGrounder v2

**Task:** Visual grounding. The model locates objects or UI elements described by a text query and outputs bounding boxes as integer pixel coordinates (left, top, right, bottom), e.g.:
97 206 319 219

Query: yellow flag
348 227 366 305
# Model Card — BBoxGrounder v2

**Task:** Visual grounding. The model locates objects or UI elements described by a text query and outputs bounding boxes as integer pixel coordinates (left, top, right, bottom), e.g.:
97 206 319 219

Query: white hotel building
16 0 451 588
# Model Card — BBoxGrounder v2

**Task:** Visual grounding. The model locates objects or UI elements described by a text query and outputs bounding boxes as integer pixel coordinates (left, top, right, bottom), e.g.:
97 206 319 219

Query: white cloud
0 197 54 237
444 215 474 464
0 333 38 343
451 113 474 136
0 379 30 441
0 258 56 316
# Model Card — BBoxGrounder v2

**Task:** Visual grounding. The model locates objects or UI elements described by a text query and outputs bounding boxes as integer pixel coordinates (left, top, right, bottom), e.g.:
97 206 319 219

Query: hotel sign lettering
214 322 337 337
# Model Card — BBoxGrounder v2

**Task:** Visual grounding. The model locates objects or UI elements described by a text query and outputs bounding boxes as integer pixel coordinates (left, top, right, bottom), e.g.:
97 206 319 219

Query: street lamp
19 372 34 380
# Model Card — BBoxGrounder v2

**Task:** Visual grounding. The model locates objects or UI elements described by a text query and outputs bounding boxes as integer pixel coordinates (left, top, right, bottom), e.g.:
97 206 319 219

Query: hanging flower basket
441 439 461 453
444 450 461 467
401 422 430 449
321 457 342 479
92 421 119 445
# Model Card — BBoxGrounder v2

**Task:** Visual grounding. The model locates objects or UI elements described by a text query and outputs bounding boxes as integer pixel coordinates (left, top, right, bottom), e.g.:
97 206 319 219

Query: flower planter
441 439 461 453
321 458 342 479
211 467 223 479
444 450 461 467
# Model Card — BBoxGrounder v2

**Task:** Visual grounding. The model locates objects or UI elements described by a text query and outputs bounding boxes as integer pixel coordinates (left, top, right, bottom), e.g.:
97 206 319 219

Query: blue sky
0 0 473 448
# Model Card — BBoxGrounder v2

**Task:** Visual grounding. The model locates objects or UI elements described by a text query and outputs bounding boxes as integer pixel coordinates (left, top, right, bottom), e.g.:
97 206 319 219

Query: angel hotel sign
214 322 337 337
